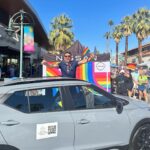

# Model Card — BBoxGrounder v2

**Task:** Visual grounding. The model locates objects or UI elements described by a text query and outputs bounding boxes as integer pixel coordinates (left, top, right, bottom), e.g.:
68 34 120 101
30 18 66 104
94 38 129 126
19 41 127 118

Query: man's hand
41 60 47 65
78 53 95 65
42 60 59 68
87 53 94 61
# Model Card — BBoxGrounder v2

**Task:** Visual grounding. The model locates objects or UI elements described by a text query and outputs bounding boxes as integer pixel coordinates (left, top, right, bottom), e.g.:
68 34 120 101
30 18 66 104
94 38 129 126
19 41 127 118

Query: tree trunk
125 36 128 65
106 38 110 53
116 43 119 66
138 40 143 63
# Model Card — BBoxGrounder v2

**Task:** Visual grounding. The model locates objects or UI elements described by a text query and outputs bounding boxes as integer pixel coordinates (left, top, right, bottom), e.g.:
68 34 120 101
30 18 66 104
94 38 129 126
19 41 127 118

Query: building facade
123 43 150 64
0 0 50 77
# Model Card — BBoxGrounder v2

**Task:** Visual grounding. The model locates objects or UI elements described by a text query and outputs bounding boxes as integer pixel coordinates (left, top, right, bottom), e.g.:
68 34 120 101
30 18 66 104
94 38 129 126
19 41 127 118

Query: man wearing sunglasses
42 51 94 78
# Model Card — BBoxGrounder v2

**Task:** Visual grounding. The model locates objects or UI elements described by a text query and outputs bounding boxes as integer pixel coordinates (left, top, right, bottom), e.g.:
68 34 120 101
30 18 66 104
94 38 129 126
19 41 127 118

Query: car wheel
129 124 150 150
0 145 19 150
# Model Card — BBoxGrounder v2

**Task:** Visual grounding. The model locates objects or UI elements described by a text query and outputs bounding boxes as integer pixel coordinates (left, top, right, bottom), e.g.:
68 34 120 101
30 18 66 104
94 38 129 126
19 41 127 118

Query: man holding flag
42 51 94 78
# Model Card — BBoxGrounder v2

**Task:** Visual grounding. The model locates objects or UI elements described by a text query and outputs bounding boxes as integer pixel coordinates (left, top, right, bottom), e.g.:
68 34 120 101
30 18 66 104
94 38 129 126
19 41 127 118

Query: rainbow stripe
82 47 90 56
46 62 61 77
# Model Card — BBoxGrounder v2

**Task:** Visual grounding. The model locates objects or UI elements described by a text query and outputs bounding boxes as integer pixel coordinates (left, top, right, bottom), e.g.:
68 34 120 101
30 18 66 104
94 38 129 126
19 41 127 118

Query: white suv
0 77 150 150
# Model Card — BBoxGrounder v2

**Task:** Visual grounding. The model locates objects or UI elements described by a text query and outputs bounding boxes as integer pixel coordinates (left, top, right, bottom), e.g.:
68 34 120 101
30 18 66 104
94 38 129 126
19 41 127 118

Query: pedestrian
8 64 16 78
138 68 148 102
131 68 139 98
42 51 94 78
116 70 128 96
124 69 134 97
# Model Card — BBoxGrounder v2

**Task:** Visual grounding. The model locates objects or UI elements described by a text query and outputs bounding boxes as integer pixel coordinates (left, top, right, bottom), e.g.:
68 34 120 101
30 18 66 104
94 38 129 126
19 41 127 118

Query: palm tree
132 8 150 63
108 20 114 28
104 31 111 53
112 25 123 66
121 16 133 65
49 14 74 53
104 20 114 53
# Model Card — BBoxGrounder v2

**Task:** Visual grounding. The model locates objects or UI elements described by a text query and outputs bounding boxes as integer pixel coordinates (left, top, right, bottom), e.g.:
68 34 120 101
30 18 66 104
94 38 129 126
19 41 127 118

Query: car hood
113 94 149 109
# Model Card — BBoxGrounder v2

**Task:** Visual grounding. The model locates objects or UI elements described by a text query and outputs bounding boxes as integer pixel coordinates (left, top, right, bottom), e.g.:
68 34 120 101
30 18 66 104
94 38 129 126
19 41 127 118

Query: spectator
116 70 128 96
124 69 134 97
131 68 139 98
138 68 148 102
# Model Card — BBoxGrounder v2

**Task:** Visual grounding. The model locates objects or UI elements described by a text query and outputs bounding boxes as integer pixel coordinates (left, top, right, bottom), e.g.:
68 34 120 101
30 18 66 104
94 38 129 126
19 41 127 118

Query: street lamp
6 10 34 78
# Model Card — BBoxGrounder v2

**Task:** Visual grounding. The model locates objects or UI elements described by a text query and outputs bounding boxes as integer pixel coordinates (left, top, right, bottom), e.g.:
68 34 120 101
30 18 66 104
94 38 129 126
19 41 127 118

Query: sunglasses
64 55 71 58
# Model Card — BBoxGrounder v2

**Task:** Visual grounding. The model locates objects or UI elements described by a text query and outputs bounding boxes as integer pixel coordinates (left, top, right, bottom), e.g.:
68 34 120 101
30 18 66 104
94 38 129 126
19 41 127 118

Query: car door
68 85 130 150
0 86 74 150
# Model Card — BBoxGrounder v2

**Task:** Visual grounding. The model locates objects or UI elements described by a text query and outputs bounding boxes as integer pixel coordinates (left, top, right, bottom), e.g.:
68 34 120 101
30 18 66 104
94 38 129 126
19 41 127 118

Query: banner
43 61 111 92
24 26 35 52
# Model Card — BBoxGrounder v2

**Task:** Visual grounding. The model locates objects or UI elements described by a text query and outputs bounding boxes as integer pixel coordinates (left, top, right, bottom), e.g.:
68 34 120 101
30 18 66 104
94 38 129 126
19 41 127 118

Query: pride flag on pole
82 47 90 57
24 26 35 52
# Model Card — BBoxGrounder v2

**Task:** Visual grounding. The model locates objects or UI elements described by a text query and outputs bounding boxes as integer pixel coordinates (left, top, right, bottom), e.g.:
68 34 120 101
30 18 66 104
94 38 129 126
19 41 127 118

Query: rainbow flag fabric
76 62 111 92
82 47 90 56
43 62 61 77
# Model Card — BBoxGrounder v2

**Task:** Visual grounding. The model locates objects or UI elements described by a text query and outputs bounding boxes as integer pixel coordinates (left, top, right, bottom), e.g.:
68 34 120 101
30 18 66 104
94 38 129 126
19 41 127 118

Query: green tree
121 16 133 65
112 25 123 65
104 20 114 53
132 8 150 63
49 14 74 53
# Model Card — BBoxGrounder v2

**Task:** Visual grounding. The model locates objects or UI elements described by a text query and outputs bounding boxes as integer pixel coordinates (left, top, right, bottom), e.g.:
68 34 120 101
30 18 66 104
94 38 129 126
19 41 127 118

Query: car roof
0 77 90 94
0 77 86 86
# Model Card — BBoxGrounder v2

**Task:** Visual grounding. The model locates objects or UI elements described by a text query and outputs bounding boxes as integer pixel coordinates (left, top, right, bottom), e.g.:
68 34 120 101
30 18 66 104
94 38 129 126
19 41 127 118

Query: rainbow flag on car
82 47 90 57
76 62 111 92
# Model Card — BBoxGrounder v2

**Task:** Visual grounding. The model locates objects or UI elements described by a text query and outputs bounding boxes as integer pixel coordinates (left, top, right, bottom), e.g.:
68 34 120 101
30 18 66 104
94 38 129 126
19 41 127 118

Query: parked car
0 77 150 150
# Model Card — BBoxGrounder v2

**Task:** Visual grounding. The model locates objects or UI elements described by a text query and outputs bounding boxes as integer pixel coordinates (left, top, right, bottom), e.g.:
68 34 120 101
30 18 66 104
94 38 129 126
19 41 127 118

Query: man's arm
41 60 59 68
78 53 94 65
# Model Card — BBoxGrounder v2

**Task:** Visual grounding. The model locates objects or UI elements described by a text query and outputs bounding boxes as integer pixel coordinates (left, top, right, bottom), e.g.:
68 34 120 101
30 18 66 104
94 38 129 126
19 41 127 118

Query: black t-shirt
59 60 78 78
116 74 127 95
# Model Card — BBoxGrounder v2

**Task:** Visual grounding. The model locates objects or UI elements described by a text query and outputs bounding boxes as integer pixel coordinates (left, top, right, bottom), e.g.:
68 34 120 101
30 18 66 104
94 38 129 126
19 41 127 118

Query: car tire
0 145 19 150
129 123 150 150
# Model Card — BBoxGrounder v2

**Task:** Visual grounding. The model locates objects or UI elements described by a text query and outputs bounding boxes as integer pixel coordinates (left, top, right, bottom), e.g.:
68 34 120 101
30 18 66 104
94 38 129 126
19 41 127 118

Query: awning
0 25 20 51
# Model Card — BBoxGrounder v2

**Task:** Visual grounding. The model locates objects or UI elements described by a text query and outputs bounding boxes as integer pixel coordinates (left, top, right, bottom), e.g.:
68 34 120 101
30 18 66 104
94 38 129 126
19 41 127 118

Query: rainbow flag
76 62 111 92
43 62 61 77
127 63 136 70
82 47 90 56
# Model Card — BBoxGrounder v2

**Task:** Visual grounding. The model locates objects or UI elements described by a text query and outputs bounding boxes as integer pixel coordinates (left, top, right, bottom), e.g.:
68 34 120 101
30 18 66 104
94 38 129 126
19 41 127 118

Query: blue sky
28 0 150 55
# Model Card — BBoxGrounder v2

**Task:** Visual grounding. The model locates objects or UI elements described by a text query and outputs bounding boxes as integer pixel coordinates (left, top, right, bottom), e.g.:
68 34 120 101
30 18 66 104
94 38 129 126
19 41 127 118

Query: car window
4 91 29 113
68 85 86 109
4 87 64 113
27 87 63 113
82 86 114 109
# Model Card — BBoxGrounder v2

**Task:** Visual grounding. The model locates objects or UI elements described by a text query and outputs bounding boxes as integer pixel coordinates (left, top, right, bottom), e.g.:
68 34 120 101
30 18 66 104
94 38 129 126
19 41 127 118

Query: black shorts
127 84 133 91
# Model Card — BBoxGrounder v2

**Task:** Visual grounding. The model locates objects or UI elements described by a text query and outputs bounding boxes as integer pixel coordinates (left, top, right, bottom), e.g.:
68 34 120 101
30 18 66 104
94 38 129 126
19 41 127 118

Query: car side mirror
116 101 123 114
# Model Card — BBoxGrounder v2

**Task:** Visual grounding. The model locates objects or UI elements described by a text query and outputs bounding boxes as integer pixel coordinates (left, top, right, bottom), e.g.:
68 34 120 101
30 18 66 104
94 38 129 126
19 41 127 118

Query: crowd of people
111 67 150 103
0 62 42 78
